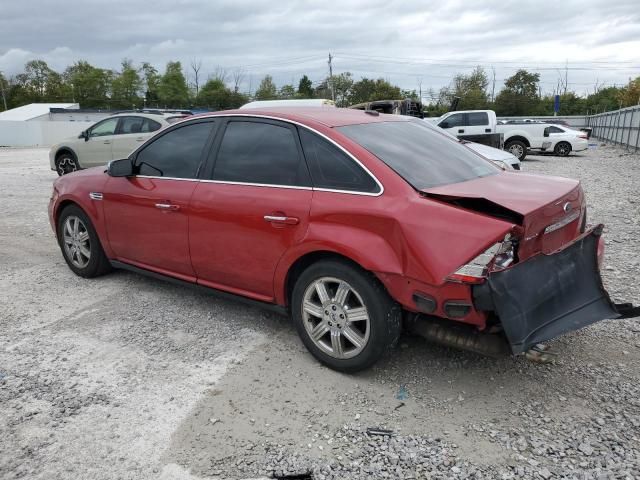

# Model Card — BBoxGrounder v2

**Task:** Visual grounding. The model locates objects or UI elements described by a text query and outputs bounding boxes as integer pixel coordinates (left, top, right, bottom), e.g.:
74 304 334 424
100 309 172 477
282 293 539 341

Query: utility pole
328 52 335 102
564 59 568 96
491 66 496 102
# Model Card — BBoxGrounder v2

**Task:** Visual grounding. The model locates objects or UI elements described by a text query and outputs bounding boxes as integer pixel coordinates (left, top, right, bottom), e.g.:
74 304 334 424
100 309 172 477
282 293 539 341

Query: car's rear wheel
505 140 527 161
57 205 111 278
55 153 79 176
291 260 401 372
554 141 572 156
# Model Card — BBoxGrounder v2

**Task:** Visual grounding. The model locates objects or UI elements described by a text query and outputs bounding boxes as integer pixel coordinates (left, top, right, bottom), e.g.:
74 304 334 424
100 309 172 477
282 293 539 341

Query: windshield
337 120 498 190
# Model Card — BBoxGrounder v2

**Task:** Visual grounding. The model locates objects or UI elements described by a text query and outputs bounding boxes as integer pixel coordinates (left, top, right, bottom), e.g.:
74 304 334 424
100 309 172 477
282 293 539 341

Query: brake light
448 235 516 284
578 133 588 139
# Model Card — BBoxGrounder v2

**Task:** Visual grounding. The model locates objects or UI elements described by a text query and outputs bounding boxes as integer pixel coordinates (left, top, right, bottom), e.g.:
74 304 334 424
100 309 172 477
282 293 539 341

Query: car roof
192 107 411 128
108 112 170 122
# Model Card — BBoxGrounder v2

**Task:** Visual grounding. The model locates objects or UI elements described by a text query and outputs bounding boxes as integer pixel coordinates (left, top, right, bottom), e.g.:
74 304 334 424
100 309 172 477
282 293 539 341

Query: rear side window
135 122 214 178
142 118 162 132
548 126 565 133
468 112 488 126
213 121 310 186
337 120 498 190
299 129 379 193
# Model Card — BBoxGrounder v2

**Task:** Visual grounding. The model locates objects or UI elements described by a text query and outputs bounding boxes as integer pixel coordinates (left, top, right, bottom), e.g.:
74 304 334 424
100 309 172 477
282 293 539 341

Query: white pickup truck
433 110 587 161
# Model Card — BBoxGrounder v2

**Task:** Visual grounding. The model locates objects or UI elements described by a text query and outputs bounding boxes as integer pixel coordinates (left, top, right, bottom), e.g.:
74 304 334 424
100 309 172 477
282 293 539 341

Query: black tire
55 151 80 176
505 140 527 161
291 259 401 372
57 205 112 278
554 141 572 157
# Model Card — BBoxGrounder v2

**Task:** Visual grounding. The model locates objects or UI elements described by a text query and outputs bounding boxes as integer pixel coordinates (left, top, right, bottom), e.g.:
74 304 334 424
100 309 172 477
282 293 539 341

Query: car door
111 116 163 160
189 118 313 301
465 111 492 136
102 120 217 280
437 112 466 136
75 117 119 167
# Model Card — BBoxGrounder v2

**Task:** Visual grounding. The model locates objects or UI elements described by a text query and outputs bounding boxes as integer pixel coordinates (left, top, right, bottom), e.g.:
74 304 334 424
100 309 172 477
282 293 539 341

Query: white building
0 103 103 147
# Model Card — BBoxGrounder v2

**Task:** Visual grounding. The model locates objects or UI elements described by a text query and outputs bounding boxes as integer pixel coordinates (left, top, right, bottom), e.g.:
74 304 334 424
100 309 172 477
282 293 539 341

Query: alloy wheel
508 144 524 158
57 157 78 176
62 216 91 268
301 277 371 359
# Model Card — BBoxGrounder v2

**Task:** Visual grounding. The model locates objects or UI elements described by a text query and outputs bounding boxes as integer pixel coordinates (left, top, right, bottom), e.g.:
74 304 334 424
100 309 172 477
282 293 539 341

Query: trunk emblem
563 202 572 213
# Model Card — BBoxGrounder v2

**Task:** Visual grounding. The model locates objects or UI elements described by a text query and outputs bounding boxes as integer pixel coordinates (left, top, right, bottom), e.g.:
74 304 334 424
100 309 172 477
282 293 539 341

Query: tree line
0 59 638 116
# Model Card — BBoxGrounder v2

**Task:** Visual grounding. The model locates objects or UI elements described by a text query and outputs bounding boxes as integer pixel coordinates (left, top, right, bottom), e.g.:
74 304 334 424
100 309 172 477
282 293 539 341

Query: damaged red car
49 108 637 372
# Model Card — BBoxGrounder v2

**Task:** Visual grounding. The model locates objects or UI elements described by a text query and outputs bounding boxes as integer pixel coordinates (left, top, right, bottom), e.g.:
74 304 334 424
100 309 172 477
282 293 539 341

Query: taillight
578 134 588 139
448 234 516 284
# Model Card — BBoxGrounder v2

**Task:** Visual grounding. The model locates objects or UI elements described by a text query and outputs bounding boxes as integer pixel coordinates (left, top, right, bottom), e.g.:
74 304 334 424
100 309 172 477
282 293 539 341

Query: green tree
451 66 489 110
584 86 621 113
141 62 160 107
0 71 9 110
279 84 296 98
494 69 541 116
332 72 354 107
255 75 277 100
197 78 230 109
64 60 112 108
297 75 313 98
157 61 189 108
111 59 142 109
618 76 640 108
348 78 401 105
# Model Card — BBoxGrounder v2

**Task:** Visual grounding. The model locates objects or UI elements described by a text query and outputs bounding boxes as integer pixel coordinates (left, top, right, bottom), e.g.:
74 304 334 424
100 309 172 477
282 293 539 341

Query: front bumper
473 225 638 354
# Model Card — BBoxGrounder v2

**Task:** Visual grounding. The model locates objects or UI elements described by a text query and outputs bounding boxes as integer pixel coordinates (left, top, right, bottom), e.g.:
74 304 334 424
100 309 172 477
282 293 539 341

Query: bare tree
232 69 245 93
211 66 227 84
190 58 202 97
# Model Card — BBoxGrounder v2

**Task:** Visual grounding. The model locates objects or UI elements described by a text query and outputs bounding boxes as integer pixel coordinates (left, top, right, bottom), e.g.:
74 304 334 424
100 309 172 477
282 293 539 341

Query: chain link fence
587 106 640 151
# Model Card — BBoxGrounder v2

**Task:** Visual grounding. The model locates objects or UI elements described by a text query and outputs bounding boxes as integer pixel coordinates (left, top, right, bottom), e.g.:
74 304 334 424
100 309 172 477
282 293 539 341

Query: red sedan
49 108 636 371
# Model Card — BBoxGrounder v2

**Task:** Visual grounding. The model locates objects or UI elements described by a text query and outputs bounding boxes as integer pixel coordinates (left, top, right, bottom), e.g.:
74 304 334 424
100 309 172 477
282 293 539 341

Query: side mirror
543 127 550 137
79 130 89 141
107 158 134 177
439 121 449 129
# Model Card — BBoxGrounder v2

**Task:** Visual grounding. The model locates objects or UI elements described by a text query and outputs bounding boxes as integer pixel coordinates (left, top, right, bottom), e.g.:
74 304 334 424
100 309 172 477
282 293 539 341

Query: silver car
49 112 177 175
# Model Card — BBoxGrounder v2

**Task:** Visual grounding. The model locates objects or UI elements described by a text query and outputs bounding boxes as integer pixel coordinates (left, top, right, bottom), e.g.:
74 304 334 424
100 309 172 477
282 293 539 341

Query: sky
1 0 639 102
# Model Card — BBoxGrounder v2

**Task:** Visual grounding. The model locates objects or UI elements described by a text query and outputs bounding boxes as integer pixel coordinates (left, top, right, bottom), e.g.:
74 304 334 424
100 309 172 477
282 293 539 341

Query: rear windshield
337 120 498 190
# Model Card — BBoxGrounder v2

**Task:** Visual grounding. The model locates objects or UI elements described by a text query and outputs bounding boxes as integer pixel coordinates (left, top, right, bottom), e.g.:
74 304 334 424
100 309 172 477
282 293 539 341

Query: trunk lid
422 172 584 259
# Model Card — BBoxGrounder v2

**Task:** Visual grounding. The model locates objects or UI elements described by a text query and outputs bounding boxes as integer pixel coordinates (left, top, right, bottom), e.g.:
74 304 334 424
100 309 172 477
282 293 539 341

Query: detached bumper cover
474 225 638 354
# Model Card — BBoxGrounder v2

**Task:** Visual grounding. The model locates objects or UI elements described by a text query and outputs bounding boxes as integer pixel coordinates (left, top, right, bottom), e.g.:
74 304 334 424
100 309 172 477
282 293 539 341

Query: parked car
464 141 521 170
48 108 636 372
349 99 424 118
49 112 174 175
241 99 336 109
431 110 502 148
545 125 589 156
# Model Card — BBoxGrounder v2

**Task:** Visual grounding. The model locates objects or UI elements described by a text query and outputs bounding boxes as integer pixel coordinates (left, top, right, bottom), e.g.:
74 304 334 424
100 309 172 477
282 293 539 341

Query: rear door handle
155 203 180 211
485 128 491 132
264 215 299 225
458 129 465 134
135 137 145 142
103 140 112 144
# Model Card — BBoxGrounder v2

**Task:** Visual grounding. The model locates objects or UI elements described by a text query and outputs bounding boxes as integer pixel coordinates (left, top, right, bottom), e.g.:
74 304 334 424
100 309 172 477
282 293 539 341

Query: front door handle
458 129 465 134
264 215 299 225
135 137 145 142
485 128 491 132
155 203 180 212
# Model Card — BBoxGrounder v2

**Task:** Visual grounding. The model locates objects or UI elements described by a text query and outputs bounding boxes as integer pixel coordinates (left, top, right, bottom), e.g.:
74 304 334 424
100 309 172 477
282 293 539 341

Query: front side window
438 113 464 128
299 129 379 193
337 120 498 190
135 122 214 178
90 118 119 137
213 121 309 186
468 112 489 126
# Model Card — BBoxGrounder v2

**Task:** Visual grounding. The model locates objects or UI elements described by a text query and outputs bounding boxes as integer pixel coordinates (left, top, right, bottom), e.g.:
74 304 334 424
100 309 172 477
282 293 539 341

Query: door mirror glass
439 121 449 129
107 158 134 177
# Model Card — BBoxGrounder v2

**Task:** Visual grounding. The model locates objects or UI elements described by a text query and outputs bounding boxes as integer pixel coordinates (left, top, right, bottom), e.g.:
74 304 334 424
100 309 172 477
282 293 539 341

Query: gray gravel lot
1 144 639 479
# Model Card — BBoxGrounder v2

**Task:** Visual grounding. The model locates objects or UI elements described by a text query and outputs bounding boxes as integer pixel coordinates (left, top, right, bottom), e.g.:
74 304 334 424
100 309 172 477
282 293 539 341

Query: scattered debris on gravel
1 144 639 479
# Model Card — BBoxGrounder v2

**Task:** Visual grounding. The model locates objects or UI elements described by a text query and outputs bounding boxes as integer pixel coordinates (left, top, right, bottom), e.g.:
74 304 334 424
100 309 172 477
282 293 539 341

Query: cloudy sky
1 0 638 100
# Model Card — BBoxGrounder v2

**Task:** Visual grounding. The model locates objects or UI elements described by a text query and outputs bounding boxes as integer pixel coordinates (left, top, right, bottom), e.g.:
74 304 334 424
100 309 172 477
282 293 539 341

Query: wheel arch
505 135 530 148
54 147 78 162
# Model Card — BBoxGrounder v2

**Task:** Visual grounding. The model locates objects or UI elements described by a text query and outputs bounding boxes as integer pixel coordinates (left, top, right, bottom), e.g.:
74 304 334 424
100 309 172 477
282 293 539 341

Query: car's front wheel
57 205 111 278
55 153 79 176
292 260 401 372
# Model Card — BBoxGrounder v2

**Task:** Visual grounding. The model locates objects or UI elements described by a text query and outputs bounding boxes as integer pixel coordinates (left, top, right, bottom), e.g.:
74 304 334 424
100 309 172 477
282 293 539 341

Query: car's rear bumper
473 225 637 354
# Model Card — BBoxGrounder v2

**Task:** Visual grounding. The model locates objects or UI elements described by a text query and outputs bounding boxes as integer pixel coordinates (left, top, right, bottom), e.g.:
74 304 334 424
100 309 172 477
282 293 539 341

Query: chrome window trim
130 113 385 197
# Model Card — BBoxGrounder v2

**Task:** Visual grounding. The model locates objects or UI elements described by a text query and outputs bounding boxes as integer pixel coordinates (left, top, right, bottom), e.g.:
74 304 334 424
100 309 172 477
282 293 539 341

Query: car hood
465 142 518 163
422 172 579 216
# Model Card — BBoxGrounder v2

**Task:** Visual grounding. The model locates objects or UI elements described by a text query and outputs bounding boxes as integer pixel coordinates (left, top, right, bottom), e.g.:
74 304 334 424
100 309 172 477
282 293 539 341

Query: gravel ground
1 143 639 480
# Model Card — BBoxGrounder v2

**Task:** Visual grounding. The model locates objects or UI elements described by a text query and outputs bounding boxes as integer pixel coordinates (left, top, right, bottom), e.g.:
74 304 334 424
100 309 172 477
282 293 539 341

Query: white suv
49 113 178 175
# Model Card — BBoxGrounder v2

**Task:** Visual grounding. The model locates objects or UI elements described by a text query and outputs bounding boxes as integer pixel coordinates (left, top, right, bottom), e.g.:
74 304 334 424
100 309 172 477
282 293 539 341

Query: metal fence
587 105 640 151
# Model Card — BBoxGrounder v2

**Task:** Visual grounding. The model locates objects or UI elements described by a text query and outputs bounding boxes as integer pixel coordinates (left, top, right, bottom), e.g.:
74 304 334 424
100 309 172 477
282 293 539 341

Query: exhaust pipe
406 315 511 358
